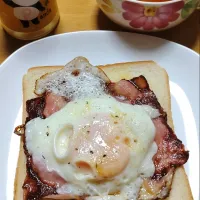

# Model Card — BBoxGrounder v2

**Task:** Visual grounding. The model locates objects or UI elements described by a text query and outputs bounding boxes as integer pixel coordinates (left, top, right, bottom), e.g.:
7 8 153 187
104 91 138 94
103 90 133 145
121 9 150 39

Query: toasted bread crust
14 60 193 200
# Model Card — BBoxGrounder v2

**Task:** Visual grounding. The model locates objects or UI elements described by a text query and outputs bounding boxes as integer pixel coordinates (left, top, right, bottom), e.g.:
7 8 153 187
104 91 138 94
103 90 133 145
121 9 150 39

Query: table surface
0 0 199 63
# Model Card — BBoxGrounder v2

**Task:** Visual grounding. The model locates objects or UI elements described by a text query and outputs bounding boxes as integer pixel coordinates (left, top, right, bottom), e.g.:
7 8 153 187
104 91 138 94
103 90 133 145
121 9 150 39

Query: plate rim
0 30 199 72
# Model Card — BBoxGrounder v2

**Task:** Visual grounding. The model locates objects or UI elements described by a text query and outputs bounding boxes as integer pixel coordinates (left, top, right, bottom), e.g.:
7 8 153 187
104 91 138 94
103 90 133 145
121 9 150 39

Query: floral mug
97 0 199 31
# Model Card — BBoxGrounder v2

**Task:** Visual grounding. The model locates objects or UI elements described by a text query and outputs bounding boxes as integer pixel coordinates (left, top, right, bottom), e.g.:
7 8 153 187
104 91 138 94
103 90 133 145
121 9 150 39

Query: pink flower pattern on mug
122 1 184 30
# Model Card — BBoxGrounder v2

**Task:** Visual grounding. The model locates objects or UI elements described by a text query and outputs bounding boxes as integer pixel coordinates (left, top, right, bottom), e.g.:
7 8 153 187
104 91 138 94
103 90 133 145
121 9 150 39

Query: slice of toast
14 60 193 200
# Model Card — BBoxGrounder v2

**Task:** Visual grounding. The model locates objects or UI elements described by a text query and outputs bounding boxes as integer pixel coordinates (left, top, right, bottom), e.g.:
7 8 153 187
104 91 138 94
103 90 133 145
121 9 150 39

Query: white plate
0 31 199 200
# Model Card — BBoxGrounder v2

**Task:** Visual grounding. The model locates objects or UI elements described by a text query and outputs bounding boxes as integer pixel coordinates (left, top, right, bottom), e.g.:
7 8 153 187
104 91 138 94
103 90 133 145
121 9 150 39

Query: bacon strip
43 92 67 117
108 76 166 118
23 146 58 200
108 80 140 102
26 97 46 123
139 168 174 199
153 117 189 178
24 97 58 199
23 76 189 200
31 158 66 187
111 76 188 178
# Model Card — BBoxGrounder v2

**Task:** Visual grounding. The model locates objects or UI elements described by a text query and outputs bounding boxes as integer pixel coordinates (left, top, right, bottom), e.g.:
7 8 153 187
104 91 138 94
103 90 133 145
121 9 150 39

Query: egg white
26 95 159 198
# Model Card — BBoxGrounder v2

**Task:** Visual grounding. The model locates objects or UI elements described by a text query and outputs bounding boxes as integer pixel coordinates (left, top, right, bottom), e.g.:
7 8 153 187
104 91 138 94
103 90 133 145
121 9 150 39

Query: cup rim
123 0 184 6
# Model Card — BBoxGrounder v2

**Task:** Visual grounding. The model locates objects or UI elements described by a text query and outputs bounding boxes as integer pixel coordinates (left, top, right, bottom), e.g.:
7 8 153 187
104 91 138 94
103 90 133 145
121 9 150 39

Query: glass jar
0 0 60 40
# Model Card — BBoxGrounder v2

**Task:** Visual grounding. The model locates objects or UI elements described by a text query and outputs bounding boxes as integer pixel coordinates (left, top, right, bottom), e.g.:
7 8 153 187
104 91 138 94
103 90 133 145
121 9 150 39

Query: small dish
97 0 199 31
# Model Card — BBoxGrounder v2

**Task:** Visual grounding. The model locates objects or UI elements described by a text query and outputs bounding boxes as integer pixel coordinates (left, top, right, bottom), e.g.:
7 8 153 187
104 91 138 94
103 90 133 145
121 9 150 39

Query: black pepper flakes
42 155 45 159
90 150 94 154
103 154 107 157
68 162 71 164
46 132 49 136
75 148 78 151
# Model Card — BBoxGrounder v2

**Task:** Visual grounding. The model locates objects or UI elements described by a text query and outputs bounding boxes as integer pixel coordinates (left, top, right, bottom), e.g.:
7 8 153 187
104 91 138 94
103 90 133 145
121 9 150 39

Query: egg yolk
62 113 131 179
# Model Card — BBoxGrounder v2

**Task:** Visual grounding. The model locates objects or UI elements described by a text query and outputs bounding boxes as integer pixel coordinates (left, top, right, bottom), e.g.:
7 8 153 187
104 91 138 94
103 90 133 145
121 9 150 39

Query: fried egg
26 95 159 199
26 57 159 199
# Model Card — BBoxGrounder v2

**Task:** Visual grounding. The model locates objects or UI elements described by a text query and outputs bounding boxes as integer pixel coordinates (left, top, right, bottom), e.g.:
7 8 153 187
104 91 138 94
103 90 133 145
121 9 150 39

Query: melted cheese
26 95 159 199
